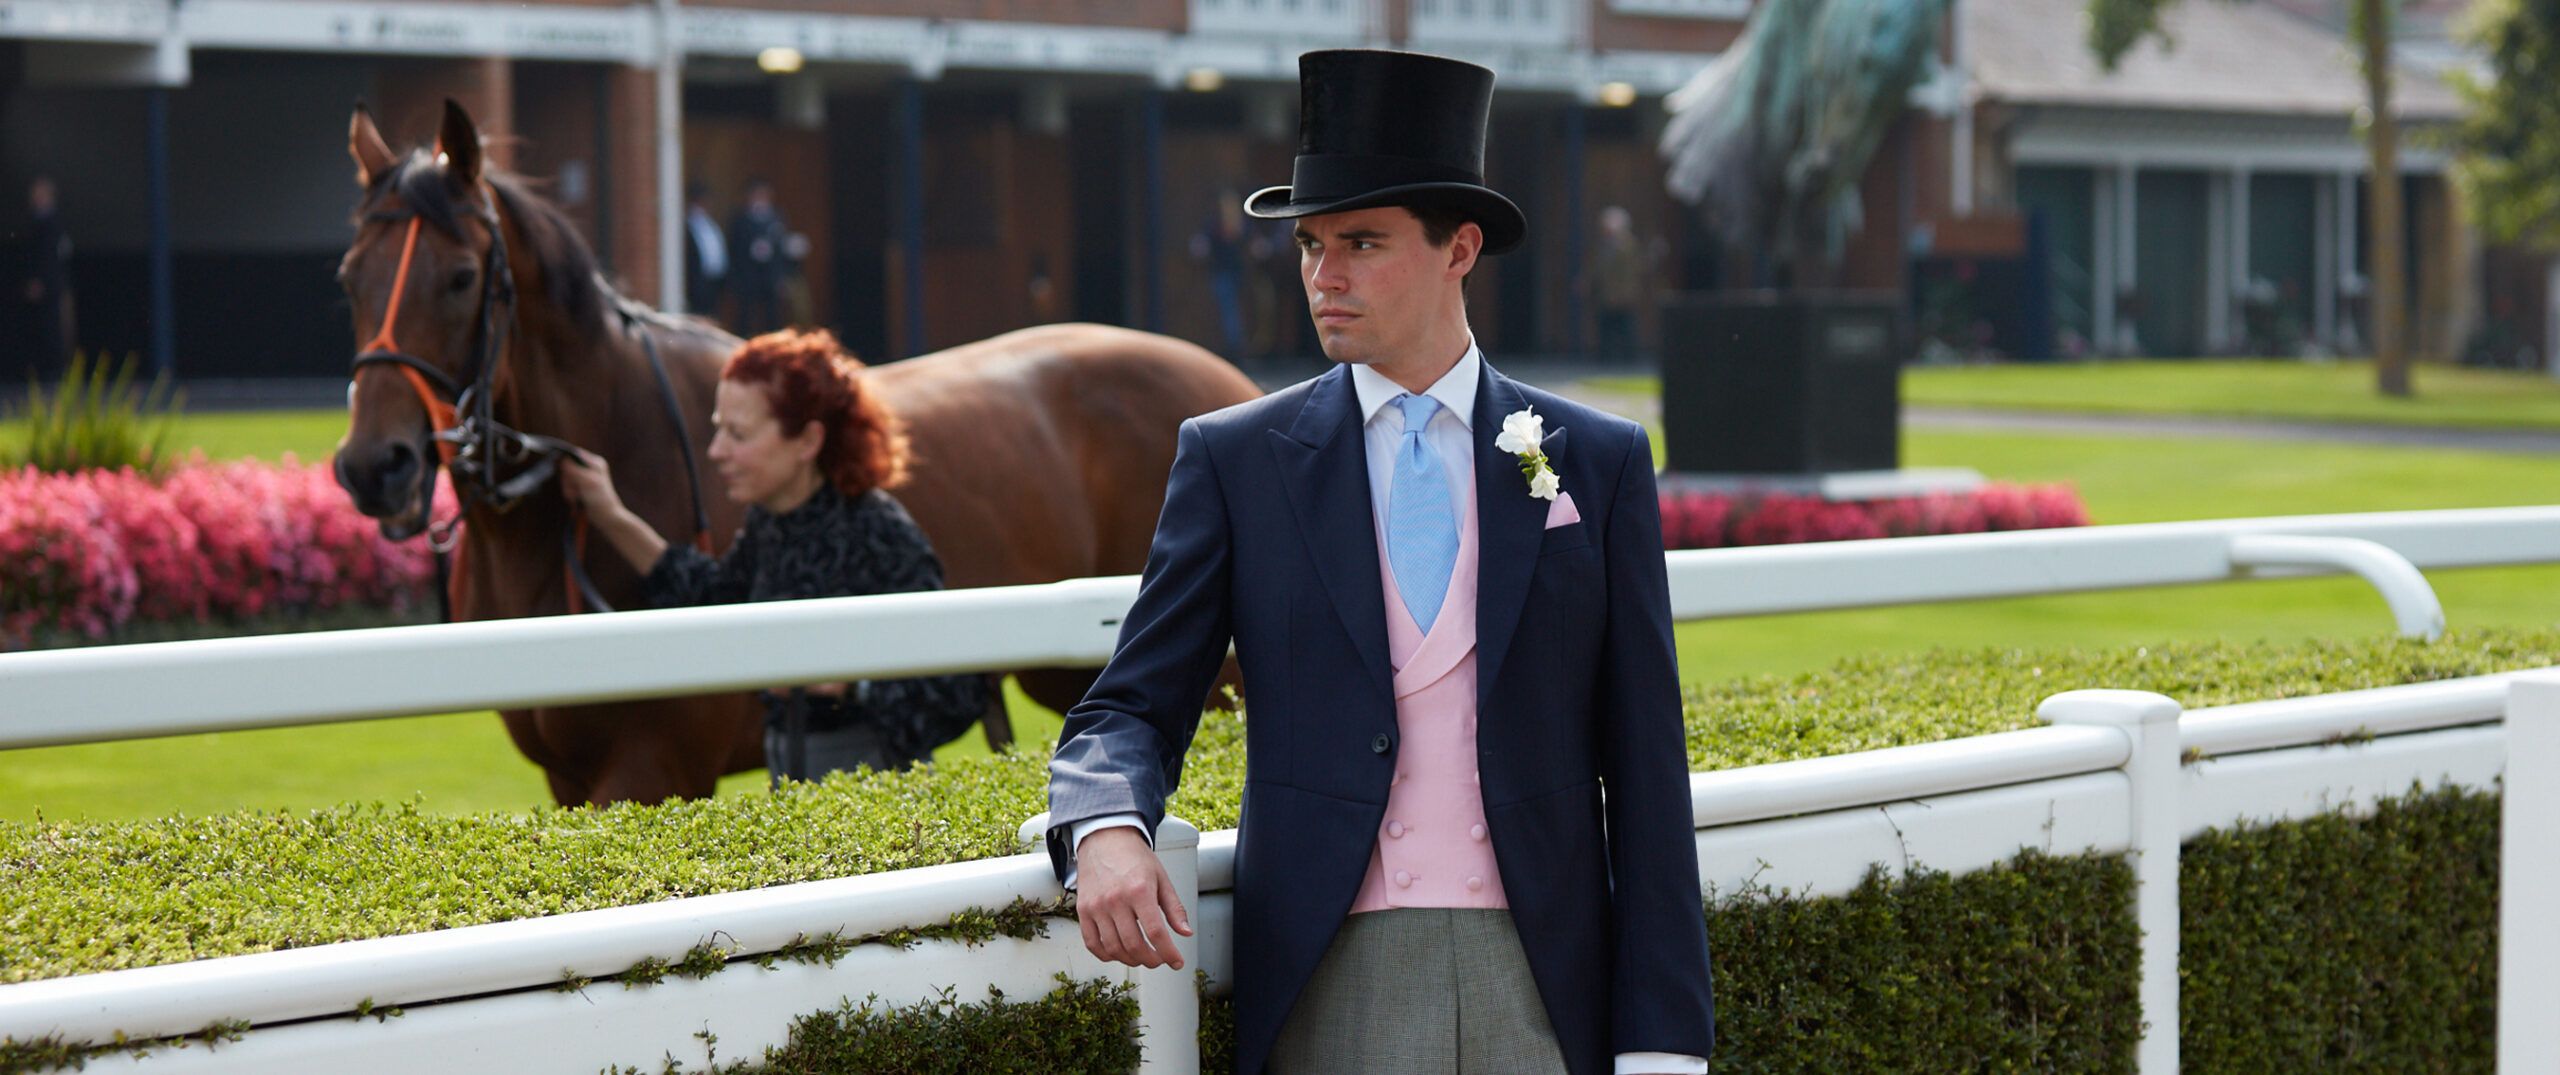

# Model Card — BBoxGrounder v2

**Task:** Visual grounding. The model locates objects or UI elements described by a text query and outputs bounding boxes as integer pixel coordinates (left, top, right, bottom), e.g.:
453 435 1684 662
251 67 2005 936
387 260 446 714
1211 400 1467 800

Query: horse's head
334 100 506 540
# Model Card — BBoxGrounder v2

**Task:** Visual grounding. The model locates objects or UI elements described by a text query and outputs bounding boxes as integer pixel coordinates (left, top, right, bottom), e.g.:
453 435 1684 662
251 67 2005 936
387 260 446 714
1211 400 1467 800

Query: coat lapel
1267 367 1396 702
1473 364 1558 708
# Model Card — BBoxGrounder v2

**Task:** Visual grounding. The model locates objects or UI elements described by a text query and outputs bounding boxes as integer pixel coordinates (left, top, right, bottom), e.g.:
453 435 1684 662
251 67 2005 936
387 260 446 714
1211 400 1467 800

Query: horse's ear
437 98 484 190
349 104 397 188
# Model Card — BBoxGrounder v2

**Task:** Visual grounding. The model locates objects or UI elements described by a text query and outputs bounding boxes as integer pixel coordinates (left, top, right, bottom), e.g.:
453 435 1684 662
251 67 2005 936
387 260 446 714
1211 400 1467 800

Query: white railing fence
2 506 2554 1072
8 506 2560 749
2503 672 2560 1073
0 669 2533 1073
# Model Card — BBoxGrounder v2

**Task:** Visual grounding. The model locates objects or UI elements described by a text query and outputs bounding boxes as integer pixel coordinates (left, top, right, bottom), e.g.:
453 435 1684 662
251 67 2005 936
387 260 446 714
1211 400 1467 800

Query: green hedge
0 633 2535 1071
606 976 1140 1075
2184 784 2498 1070
1201 787 2495 1074
5 628 2552 985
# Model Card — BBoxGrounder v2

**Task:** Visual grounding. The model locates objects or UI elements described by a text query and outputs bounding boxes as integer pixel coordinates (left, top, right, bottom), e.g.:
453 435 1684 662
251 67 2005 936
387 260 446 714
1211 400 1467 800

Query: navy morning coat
1046 361 1716 1074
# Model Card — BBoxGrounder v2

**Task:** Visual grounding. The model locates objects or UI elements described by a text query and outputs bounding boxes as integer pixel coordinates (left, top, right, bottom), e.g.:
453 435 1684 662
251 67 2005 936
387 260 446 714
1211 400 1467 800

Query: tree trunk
2364 0 2413 397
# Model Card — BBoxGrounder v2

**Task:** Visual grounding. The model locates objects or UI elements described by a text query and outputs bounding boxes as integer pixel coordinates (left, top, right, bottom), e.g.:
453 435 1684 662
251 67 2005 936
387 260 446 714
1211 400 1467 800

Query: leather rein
348 174 711 618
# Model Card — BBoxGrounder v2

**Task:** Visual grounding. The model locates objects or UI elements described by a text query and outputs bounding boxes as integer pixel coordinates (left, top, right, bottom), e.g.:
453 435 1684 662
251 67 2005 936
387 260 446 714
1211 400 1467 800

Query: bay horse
333 100 1259 806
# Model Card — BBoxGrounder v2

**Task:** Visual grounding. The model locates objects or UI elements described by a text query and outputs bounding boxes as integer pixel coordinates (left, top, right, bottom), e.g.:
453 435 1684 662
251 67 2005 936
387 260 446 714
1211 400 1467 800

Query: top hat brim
1244 182 1526 255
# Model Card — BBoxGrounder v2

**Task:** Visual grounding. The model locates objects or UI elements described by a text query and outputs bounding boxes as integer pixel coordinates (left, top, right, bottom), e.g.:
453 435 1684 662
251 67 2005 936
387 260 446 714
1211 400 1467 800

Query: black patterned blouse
644 483 992 764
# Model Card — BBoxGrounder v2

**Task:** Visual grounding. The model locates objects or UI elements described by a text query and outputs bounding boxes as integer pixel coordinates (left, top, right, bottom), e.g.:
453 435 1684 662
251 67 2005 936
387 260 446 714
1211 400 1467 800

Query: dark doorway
1069 99 1130 328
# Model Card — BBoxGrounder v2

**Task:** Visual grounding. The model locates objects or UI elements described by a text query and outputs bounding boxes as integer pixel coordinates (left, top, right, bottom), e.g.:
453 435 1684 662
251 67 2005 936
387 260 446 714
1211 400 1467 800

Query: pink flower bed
1658 483 2090 550
0 457 440 648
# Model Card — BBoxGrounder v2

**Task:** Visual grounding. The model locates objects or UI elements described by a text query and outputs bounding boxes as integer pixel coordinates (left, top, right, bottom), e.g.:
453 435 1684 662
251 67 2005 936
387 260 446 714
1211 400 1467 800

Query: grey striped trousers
1268 907 1568 1074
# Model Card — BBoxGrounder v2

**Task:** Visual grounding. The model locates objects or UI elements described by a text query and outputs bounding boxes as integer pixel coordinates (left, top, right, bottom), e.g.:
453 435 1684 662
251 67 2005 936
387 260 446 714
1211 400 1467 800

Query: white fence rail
0 671 2531 1073
8 506 2559 748
3 506 2554 1071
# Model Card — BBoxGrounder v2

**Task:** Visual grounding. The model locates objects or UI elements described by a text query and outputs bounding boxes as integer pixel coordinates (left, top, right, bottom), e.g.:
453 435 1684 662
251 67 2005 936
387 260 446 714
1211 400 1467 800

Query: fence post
2040 689 2183 1075
1023 813 1201 1075
2504 674 2560 1072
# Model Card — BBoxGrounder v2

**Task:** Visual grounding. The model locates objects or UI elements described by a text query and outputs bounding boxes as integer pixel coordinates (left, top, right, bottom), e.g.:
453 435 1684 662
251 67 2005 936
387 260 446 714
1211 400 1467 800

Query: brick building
0 0 1732 382
0 0 2531 380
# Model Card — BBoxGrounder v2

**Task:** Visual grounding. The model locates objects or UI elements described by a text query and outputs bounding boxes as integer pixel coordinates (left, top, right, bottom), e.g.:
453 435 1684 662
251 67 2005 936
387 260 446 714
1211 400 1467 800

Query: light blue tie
1386 393 1459 633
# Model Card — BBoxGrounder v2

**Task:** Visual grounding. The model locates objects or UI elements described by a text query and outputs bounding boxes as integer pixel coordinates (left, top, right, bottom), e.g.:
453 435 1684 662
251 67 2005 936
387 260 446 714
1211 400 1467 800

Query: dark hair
685 181 709 202
1408 202 1471 249
723 328 910 494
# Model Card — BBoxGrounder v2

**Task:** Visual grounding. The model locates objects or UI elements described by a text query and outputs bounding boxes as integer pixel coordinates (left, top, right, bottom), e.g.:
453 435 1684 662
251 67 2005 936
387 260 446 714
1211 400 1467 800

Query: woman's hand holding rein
559 449 671 575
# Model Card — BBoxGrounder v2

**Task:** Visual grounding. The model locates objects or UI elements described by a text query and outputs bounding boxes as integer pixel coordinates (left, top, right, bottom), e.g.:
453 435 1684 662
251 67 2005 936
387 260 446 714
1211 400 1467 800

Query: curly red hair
722 329 910 494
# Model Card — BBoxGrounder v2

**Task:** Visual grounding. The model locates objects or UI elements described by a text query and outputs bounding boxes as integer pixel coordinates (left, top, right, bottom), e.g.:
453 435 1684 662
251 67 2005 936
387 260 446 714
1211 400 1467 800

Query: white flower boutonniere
1493 406 1561 501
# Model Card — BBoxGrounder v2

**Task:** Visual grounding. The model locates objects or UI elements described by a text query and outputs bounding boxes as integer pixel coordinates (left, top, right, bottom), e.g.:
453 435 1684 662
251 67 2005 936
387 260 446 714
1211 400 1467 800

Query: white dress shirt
1066 345 1705 1074
687 206 727 279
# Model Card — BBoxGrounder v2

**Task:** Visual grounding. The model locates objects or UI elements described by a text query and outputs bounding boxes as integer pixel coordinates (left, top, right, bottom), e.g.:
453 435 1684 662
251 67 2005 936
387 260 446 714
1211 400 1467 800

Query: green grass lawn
0 408 350 467
4 408 2556 823
1588 358 2560 432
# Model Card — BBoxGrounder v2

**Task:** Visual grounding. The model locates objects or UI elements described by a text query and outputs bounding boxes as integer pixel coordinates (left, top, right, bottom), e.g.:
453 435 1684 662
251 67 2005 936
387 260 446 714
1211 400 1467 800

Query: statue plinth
1661 290 1905 478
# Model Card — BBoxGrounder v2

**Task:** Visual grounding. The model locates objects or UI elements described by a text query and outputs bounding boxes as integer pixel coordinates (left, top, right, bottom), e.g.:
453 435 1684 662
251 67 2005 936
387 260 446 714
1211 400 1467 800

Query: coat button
1386 820 1406 838
1372 734 1391 755
1393 870 1413 888
1470 824 1487 842
1466 876 1484 892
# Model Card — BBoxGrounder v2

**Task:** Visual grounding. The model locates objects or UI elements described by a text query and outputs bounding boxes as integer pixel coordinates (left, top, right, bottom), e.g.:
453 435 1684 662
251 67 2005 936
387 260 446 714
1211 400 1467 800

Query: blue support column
147 86 175 377
897 78 927 359
1561 102 1587 362
1141 88 1165 333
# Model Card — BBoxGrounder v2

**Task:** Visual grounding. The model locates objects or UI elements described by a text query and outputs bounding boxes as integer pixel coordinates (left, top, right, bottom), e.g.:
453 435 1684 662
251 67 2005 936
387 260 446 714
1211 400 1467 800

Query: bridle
347 165 710 616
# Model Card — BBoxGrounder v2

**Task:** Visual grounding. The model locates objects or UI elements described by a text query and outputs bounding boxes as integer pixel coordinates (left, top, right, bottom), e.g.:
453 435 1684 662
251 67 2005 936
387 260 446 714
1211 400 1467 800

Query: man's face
1294 206 1475 366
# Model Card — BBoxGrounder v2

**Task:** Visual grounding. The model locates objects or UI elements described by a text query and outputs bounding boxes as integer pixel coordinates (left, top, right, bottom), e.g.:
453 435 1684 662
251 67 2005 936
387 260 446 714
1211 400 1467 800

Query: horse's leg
979 690 1014 754
1015 667 1099 718
499 708 592 807
579 696 760 805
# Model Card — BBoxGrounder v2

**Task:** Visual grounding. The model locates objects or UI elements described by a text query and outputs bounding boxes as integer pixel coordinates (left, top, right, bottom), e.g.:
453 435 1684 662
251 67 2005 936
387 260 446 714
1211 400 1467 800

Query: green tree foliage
2450 0 2560 246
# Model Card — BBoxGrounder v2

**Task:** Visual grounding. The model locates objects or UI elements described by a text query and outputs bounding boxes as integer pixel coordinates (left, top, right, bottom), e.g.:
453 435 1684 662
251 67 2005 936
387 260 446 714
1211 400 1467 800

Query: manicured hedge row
1206 787 2492 1073
3 780 2498 1074
2183 784 2497 1071
1199 850 2139 1072
6 629 2552 986
607 976 1141 1075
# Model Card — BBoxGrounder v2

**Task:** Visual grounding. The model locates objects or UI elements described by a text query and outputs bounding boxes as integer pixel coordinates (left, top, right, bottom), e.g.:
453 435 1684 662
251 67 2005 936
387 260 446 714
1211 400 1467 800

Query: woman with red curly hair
562 328 991 782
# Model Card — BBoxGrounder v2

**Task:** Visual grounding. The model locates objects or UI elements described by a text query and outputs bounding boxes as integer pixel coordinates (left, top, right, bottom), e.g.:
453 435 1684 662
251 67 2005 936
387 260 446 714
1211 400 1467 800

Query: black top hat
1244 50 1527 255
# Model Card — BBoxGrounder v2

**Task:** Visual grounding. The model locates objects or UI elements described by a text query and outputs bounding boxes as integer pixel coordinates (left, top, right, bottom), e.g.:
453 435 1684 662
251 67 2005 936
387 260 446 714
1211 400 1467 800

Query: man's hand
1074 826 1192 970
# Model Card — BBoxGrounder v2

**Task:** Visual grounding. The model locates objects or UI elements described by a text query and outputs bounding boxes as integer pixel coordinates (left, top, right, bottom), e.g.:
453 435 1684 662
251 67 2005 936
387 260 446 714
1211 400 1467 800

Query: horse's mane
358 150 729 349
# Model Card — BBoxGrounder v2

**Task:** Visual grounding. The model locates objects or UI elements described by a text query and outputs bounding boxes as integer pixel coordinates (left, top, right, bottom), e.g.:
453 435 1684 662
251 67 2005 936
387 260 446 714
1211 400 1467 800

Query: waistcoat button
1393 870 1413 888
1466 876 1484 892
1386 820 1406 838
1470 824 1487 841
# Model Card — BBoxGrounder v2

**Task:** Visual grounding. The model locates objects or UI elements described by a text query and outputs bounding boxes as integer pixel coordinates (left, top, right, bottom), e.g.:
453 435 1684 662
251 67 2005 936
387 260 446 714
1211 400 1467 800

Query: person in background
727 178 789 336
683 181 728 320
1584 205 1655 366
1190 192 1252 362
559 328 992 782
22 176 73 378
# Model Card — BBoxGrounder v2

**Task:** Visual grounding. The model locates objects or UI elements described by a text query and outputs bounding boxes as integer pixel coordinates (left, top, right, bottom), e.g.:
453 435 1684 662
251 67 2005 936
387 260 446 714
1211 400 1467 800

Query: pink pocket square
1543 491 1581 529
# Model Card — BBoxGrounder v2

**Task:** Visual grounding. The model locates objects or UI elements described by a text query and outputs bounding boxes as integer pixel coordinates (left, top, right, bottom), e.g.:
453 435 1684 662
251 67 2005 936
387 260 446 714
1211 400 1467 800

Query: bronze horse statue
333 100 1259 806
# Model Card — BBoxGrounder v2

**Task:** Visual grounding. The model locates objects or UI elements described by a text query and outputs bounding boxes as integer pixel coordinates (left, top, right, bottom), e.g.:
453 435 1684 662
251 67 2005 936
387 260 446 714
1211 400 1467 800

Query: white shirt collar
1349 342 1482 432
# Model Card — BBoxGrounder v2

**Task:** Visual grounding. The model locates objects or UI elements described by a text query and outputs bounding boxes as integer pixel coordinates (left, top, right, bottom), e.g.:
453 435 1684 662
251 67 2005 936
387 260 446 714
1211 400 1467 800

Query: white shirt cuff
1616 1052 1710 1074
1059 813 1150 890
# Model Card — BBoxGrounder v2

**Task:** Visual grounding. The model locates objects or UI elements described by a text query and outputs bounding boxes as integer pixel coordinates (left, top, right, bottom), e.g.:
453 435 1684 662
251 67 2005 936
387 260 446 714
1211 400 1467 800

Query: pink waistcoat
1350 482 1508 913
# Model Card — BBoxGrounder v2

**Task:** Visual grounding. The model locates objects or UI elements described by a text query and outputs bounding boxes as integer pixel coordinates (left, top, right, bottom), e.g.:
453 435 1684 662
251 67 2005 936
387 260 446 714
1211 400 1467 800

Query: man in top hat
1047 49 1715 1073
